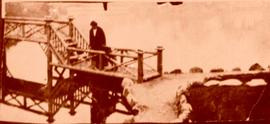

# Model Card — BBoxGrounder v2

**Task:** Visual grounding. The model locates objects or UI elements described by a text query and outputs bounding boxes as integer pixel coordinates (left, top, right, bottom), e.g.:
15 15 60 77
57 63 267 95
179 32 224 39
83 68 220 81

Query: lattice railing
66 46 163 82
4 92 48 115
4 18 46 43
4 17 164 83
51 95 69 115
48 25 69 64
71 24 89 50
73 85 92 107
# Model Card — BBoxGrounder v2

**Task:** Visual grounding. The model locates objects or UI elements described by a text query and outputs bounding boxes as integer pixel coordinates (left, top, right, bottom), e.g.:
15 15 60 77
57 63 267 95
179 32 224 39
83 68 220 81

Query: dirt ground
107 73 206 123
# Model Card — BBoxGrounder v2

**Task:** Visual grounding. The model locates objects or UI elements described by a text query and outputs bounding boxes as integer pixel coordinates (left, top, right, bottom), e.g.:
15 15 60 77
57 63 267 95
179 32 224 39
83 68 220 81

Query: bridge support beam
0 2 6 102
0 38 6 102
68 70 76 116
45 18 55 123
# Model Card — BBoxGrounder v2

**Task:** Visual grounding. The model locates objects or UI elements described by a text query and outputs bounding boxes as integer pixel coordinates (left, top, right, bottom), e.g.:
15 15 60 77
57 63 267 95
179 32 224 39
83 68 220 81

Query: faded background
2 1 270 123
5 1 270 74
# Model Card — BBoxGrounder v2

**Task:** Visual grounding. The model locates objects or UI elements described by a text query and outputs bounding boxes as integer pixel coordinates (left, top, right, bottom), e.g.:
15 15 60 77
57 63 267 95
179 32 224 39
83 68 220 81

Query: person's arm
100 28 106 46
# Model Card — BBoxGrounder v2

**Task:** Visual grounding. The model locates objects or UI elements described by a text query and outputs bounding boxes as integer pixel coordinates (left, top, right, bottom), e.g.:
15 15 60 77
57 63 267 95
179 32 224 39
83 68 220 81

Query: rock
189 67 203 73
170 69 182 74
122 78 135 90
210 68 224 73
249 63 265 71
121 78 137 107
246 79 267 86
204 80 220 87
174 94 192 123
219 79 242 86
232 67 241 72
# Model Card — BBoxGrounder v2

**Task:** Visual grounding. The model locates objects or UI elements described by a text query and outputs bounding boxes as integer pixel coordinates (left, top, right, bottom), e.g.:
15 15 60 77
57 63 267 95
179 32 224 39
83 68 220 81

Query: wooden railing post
98 54 103 70
21 24 25 37
68 16 74 40
66 37 72 65
157 46 164 76
120 50 124 63
45 17 54 123
137 49 144 83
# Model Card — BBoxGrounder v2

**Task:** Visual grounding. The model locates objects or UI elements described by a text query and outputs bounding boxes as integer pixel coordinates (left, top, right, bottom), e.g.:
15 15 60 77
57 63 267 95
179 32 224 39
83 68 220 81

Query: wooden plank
50 63 136 80
5 16 69 25
5 16 45 22
5 20 45 26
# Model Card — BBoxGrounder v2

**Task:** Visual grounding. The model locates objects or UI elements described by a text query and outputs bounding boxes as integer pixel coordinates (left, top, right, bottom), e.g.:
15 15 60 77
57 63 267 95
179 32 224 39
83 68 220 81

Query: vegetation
186 84 270 122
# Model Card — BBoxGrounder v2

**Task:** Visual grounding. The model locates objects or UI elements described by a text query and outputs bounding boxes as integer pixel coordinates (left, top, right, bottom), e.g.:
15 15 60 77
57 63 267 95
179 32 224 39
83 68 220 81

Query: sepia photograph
1 0 270 123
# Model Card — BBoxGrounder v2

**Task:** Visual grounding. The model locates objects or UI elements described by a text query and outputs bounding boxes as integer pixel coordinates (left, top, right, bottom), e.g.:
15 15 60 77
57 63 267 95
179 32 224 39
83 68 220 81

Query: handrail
5 16 45 22
50 25 69 47
67 47 138 59
5 16 69 25
5 20 45 26
112 48 137 53
49 25 69 64
72 24 89 50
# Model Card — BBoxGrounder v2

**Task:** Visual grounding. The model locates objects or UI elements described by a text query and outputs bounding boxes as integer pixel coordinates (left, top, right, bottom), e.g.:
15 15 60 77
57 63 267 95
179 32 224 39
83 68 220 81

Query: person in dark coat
89 21 107 69
89 21 106 50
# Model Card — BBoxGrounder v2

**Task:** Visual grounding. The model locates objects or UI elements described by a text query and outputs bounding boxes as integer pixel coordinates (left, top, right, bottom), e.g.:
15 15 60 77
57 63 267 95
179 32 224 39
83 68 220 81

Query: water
64 1 270 72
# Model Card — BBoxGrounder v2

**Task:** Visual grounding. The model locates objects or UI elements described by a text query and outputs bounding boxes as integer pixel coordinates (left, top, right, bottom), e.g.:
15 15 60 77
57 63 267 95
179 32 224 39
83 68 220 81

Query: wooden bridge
0 16 163 123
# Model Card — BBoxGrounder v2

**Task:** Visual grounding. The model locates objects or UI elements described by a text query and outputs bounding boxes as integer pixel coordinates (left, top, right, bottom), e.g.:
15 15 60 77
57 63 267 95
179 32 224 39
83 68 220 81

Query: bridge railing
4 17 164 83
70 20 89 50
46 21 69 64
66 46 163 83
4 17 47 43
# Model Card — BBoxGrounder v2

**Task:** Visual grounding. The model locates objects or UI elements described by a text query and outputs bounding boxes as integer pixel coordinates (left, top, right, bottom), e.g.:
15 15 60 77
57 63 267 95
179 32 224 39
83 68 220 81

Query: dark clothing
89 26 107 69
89 27 106 50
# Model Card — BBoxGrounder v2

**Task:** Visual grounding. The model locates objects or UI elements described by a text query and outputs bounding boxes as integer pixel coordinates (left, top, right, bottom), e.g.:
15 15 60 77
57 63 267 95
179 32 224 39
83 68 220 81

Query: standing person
89 21 106 69
89 21 106 50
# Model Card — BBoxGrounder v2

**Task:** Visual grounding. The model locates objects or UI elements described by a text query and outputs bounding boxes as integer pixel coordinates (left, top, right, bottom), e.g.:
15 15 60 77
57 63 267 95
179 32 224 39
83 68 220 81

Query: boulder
210 68 224 73
249 63 265 71
170 69 182 74
246 79 267 87
232 67 241 72
189 67 203 73
219 79 242 86
204 80 220 87
174 94 192 123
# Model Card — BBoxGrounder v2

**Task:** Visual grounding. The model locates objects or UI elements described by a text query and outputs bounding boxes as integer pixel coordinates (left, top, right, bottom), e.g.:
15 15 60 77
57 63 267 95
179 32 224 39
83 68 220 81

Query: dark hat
90 21 97 26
